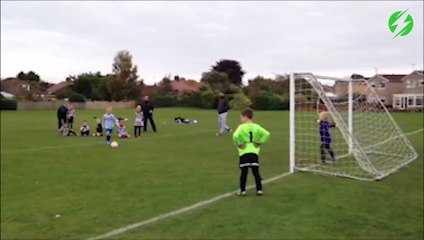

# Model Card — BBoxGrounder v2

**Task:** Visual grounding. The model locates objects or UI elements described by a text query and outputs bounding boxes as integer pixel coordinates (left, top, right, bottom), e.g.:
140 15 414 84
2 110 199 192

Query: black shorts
67 117 74 123
321 143 330 149
239 153 259 168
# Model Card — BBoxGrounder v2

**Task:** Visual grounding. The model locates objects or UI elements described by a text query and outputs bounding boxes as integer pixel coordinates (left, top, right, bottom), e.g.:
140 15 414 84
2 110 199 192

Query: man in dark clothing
141 96 157 132
57 104 68 129
216 92 231 136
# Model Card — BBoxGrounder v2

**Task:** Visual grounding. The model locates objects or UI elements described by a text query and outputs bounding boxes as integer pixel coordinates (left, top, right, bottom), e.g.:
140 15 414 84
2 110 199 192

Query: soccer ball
111 141 119 148
193 120 198 124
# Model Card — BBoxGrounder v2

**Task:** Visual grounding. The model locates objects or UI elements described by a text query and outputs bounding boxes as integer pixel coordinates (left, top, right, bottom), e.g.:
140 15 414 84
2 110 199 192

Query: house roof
140 84 160 96
46 81 73 94
0 91 14 98
321 84 334 92
401 70 424 81
171 79 201 93
1 77 30 85
370 74 407 83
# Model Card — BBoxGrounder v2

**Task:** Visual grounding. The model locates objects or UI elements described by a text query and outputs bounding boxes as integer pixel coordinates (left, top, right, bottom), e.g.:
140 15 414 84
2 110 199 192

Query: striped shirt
67 108 75 119
103 113 118 130
135 112 144 126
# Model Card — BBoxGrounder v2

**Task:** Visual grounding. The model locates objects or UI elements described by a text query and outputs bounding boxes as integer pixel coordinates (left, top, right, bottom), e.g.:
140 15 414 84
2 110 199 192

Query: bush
201 90 216 109
56 89 75 100
69 93 86 103
230 93 252 110
252 92 285 110
151 95 178 107
179 92 203 108
0 98 17 110
295 94 307 104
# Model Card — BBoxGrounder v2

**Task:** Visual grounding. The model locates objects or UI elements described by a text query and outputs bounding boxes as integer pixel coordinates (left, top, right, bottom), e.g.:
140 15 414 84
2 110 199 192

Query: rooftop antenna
374 67 378 74
411 63 416 70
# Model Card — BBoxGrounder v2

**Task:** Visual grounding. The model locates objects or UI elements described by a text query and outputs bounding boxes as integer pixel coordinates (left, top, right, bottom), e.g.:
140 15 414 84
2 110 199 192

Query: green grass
1 108 423 239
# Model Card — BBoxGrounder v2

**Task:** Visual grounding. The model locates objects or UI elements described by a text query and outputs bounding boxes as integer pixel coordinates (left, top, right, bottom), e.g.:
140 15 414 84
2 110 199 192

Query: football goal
289 73 418 181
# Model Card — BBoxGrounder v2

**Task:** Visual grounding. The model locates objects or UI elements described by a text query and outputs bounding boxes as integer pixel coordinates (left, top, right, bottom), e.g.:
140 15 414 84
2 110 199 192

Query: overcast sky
1 1 423 84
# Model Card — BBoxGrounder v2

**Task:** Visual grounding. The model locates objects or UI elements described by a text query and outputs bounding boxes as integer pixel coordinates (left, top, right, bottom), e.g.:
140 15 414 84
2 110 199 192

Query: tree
72 76 93 99
112 50 140 100
16 71 41 82
99 74 113 101
27 71 40 82
201 71 231 92
211 59 245 85
70 72 113 101
230 93 252 110
351 73 365 79
157 75 173 95
17 71 26 80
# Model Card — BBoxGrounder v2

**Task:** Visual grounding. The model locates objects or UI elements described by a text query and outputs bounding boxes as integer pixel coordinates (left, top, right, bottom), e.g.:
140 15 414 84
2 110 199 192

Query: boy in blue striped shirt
102 107 119 144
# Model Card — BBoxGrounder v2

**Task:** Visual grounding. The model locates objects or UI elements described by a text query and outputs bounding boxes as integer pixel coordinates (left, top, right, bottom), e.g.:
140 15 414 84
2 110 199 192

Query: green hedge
147 91 290 111
252 92 287 110
230 93 252 110
0 98 17 110
151 95 178 107
178 92 203 108
69 93 86 103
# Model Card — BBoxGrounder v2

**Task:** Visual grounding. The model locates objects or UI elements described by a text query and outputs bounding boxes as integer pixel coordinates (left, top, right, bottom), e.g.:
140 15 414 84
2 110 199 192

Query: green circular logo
388 9 414 39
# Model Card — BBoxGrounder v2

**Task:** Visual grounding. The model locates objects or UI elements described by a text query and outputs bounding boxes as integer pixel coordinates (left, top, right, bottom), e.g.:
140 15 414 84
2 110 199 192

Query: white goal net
289 73 418 181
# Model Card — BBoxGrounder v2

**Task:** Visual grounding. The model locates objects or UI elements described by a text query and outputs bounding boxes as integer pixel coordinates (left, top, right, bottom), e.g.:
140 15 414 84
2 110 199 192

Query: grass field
1 108 423 240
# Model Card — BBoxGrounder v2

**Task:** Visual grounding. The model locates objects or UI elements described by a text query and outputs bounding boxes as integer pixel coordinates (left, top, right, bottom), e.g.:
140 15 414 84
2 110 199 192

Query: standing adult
57 103 68 129
141 96 157 132
216 92 231 136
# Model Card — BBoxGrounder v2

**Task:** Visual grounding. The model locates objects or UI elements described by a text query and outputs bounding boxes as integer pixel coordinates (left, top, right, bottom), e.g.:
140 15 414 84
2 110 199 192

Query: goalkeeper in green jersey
232 108 270 196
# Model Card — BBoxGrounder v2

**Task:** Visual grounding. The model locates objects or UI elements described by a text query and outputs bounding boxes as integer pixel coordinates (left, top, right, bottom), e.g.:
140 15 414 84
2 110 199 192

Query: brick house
170 79 202 96
365 74 407 106
140 79 202 97
45 80 74 99
1 78 55 100
334 76 370 97
140 84 160 97
392 70 424 110
1 78 37 99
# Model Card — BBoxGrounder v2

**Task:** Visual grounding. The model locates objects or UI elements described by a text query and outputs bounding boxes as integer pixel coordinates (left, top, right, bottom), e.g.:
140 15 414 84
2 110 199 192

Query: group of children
59 105 145 144
58 103 336 197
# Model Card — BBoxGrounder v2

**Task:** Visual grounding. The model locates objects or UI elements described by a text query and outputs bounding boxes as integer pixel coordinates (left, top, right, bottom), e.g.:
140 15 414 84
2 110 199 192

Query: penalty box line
87 172 293 240
86 128 424 240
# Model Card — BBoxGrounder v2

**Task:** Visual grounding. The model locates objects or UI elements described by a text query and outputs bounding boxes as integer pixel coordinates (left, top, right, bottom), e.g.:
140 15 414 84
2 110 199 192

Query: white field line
87 171 292 240
1 130 213 155
86 128 424 240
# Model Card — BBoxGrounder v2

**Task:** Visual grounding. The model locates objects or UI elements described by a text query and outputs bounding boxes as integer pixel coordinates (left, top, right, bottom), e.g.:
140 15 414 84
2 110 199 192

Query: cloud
1 1 423 84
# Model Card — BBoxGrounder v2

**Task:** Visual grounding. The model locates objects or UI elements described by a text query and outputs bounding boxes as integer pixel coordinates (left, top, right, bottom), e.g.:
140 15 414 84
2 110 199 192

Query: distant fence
17 101 136 111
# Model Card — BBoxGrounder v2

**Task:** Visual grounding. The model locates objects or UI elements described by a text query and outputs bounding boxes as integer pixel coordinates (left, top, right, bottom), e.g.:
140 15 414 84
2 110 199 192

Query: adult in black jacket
57 104 68 129
141 96 157 132
216 92 231 136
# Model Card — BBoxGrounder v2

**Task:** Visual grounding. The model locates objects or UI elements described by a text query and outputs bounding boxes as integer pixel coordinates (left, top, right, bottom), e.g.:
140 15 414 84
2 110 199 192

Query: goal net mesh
292 73 418 181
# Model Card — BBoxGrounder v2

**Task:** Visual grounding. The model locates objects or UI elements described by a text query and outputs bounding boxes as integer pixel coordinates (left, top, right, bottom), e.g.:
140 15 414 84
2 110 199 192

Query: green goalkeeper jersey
232 122 271 156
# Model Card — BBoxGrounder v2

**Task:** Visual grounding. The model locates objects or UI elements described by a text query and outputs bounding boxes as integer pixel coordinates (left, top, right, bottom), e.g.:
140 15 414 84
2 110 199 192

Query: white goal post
289 72 418 181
